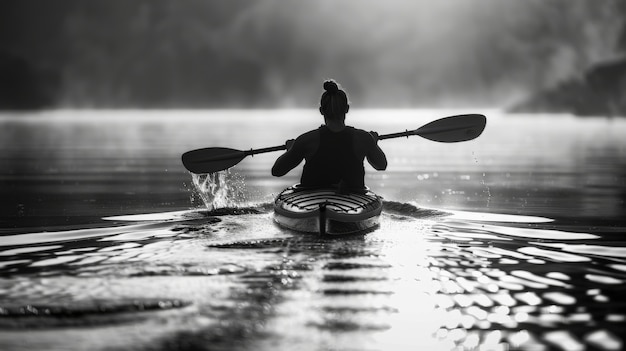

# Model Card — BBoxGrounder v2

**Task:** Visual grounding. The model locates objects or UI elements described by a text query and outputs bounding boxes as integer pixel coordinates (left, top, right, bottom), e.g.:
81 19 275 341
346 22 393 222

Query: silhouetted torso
300 126 364 189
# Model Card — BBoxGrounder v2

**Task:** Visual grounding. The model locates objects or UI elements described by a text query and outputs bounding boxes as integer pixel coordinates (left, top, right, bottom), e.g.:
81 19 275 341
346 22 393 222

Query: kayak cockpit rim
273 184 382 236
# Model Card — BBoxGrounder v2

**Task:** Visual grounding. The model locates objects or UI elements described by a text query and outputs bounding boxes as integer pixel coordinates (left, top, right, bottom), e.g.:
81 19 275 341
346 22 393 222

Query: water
1 109 625 351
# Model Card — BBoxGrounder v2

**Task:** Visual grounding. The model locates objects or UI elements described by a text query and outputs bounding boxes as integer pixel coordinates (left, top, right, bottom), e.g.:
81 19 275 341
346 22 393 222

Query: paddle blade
415 114 486 142
181 147 246 174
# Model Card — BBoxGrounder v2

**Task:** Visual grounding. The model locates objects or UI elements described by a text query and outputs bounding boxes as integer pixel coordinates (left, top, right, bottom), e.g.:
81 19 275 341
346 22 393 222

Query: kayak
273 184 383 235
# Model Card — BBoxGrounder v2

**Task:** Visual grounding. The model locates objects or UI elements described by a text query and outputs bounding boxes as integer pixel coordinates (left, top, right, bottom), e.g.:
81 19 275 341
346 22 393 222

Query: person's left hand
285 139 295 151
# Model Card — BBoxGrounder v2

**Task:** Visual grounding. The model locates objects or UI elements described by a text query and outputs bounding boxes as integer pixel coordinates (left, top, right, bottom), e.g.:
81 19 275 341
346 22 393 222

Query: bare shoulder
353 128 370 136
297 129 319 142
352 128 376 146
293 128 320 156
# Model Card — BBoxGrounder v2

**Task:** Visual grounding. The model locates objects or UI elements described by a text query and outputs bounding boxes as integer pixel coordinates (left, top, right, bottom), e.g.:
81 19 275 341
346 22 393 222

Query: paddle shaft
203 123 476 161
246 145 287 155
226 129 410 161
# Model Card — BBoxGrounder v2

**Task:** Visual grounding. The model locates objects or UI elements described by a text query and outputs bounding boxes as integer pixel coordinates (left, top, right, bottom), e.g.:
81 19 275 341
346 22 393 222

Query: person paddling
271 79 387 191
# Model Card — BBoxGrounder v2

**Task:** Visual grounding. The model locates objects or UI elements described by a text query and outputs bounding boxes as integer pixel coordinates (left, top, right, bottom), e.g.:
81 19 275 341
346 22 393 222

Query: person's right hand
285 139 295 151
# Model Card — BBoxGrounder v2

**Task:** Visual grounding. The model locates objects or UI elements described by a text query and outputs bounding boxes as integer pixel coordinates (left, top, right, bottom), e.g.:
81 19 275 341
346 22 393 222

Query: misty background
1 0 625 110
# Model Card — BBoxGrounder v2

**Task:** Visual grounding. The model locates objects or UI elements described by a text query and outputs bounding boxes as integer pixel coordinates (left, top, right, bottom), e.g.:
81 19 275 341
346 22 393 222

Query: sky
0 0 624 109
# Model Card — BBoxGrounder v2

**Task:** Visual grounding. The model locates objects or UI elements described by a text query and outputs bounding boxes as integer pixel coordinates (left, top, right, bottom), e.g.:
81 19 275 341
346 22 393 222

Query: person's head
319 79 349 120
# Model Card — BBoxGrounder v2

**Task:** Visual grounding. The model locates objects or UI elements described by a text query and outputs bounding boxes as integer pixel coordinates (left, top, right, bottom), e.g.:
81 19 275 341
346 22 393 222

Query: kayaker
271 79 387 190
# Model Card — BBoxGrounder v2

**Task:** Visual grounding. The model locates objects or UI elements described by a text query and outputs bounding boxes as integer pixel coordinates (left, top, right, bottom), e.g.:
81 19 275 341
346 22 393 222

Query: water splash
482 172 492 208
191 170 247 210
472 151 491 208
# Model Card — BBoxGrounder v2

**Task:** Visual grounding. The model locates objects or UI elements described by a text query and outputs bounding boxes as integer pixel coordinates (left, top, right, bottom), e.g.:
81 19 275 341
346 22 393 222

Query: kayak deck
273 185 382 235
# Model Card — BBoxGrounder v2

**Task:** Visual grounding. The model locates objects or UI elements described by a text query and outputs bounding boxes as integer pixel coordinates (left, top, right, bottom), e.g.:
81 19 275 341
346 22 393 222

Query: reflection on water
1 110 626 350
2 110 626 222
0 205 625 351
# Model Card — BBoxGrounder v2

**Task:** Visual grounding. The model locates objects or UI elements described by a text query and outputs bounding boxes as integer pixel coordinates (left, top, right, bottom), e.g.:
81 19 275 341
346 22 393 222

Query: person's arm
271 138 305 176
365 131 387 171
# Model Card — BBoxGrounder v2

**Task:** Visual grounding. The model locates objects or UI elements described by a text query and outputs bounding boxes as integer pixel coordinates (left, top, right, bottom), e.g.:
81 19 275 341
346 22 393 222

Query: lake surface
0 109 625 351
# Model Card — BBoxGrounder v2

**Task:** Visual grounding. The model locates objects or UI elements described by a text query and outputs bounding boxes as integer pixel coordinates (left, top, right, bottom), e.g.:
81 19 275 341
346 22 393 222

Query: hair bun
323 80 339 93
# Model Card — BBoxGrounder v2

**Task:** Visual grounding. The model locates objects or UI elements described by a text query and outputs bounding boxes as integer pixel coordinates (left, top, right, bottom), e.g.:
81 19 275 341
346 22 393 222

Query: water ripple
0 204 624 350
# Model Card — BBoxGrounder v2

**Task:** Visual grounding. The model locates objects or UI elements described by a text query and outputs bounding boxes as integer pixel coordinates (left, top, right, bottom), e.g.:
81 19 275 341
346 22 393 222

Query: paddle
182 113 486 174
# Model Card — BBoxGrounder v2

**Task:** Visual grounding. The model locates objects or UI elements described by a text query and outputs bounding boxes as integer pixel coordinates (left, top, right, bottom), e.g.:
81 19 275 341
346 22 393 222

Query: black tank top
300 126 365 189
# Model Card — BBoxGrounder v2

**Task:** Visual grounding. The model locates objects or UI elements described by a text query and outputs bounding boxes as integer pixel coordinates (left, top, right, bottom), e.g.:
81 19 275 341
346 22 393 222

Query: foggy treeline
1 0 625 109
